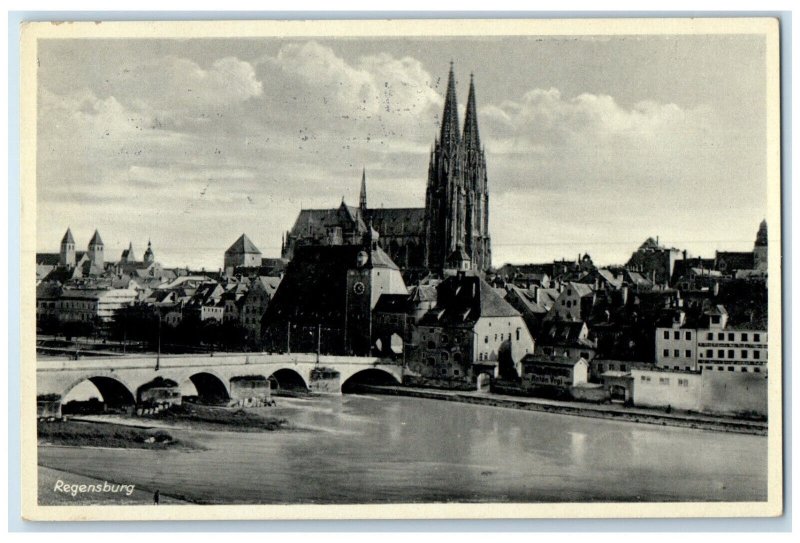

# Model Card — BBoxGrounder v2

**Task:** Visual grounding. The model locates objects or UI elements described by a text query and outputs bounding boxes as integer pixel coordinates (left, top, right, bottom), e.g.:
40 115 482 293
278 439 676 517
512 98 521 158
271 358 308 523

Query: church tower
59 227 75 268
359 167 368 216
143 239 155 265
424 64 492 274
87 230 104 269
754 219 767 272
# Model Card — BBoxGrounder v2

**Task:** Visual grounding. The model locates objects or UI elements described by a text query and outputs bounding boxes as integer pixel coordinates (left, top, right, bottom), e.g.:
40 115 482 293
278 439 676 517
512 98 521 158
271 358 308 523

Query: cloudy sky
36 34 768 269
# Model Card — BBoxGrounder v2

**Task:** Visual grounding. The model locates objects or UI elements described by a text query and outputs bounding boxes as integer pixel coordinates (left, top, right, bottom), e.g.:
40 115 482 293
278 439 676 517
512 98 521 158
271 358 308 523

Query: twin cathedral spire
424 63 492 273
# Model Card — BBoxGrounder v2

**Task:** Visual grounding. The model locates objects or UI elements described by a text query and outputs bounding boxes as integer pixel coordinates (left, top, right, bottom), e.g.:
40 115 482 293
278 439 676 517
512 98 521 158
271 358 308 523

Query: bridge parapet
37 352 405 412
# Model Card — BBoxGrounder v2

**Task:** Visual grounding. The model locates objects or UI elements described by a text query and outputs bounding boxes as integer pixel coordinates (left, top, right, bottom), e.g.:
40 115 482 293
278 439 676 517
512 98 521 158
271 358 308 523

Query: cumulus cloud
36 39 766 269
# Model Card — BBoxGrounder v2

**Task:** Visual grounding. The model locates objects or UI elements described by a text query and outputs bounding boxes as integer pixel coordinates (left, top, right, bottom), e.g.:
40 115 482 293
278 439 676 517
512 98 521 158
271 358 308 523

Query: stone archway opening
61 376 136 415
183 372 230 405
341 368 400 394
137 377 181 407
476 372 492 392
268 368 308 393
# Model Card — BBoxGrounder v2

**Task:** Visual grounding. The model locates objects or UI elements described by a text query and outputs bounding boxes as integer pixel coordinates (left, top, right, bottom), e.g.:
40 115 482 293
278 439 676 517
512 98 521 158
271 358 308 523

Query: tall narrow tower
424 64 491 274
462 73 491 272
143 239 155 265
87 230 104 269
359 167 368 216
754 219 767 272
59 227 76 268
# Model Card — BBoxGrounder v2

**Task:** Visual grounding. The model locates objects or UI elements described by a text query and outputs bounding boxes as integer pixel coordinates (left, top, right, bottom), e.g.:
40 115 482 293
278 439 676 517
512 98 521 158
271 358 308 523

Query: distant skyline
37 34 769 270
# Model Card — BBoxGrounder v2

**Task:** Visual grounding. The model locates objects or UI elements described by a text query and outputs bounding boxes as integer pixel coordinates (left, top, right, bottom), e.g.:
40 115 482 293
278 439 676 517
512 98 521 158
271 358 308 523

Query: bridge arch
341 368 401 393
61 375 136 414
136 377 180 404
182 371 230 404
267 368 308 391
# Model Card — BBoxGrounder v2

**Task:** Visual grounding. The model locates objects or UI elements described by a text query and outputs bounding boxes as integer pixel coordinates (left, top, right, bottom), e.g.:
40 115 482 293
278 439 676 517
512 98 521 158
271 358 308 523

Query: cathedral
282 64 492 276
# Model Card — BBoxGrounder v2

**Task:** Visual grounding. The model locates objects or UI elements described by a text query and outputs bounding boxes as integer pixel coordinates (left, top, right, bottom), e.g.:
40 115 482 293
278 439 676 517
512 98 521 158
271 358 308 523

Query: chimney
683 249 688 261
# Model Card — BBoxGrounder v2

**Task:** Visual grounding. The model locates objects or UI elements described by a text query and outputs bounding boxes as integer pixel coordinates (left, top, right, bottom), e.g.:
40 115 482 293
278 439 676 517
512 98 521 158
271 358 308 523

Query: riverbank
38 419 194 450
359 385 768 435
147 403 289 432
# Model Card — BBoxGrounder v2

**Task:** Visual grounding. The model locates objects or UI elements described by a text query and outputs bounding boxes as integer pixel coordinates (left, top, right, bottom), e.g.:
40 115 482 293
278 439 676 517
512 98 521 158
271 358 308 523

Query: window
728 333 734 341
741 350 748 359
673 366 679 370
484 336 488 344
427 340 436 349
754 367 761 373
718 366 724 371
718 333 724 341
659 378 670 385
741 333 748 342
566 301 572 308
663 331 670 339
516 329 520 341
707 333 713 340
741 367 747 373
718 349 725 358
640 375 648 382
754 333 761 342
454 369 460 376
663 349 670 358
686 331 692 340
753 350 761 360
728 349 734 358
673 331 680 340
728 367 734 372
567 289 572 296
620 364 627 372
441 334 449 345
673 350 679 357
685 350 692 358
441 351 450 361
678 379 688 387
706 365 713 370
706 349 713 358
712 316 721 324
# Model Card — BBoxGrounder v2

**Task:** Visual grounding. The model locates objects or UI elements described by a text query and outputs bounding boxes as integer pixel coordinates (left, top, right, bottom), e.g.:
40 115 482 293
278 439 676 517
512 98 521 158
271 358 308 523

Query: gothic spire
463 72 480 151
359 167 367 212
439 61 460 150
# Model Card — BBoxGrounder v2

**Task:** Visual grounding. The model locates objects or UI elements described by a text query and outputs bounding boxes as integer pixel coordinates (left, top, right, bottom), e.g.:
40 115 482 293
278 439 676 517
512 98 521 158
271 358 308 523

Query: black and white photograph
20 18 782 520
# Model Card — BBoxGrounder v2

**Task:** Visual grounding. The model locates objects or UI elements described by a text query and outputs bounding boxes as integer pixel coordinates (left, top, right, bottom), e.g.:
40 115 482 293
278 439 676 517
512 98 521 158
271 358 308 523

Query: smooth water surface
38 394 767 504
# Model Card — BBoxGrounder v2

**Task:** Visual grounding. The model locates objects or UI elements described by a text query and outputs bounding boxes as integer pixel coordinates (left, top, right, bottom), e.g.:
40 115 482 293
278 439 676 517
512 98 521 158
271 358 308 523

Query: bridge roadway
37 352 405 410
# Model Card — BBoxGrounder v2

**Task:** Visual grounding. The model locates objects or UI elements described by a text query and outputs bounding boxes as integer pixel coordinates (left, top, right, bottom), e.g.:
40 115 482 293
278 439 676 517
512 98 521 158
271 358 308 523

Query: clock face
353 281 366 295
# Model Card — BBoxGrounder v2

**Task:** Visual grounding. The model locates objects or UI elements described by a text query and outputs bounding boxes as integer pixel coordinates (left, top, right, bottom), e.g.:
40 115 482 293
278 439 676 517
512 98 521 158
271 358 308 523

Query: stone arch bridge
37 352 404 414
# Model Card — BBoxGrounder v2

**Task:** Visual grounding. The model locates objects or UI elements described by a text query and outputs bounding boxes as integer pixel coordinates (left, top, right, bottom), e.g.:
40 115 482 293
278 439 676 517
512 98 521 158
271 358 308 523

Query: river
38 394 767 504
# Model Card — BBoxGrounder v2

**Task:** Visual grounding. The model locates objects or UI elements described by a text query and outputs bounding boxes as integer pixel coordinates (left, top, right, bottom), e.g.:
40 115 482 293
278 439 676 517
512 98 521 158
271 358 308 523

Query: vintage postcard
19 18 782 521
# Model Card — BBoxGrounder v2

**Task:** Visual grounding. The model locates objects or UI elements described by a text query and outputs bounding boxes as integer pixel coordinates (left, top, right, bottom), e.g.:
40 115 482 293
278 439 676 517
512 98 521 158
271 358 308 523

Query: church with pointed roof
282 64 492 277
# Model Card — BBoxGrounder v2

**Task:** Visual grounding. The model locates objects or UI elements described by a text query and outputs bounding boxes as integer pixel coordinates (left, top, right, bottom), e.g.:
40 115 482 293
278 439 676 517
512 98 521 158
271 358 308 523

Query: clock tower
344 226 408 355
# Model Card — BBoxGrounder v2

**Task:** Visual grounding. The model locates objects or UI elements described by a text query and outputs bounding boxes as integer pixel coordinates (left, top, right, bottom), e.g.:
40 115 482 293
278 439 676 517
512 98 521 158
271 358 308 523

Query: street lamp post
155 312 161 371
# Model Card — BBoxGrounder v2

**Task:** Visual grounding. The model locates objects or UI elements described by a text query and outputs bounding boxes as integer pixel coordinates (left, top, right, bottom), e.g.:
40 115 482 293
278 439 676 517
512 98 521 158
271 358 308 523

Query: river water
38 394 767 504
